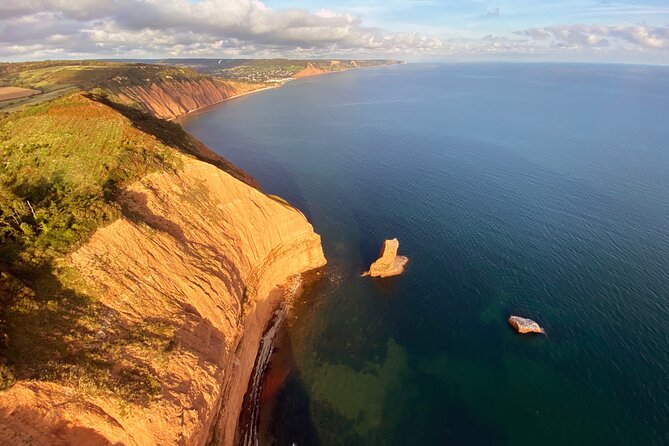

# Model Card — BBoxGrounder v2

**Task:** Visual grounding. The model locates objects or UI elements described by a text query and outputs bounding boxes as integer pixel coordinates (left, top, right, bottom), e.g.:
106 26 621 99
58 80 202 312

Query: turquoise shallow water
180 63 669 445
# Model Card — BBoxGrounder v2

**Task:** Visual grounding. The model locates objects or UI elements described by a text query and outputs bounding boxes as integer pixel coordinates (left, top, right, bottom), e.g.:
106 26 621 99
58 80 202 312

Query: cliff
114 78 265 120
0 154 326 446
0 93 326 444
293 64 329 79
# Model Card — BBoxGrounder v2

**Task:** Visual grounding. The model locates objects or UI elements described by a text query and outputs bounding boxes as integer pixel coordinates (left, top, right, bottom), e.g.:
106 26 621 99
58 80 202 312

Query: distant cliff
114 78 265 120
0 92 326 445
293 64 329 79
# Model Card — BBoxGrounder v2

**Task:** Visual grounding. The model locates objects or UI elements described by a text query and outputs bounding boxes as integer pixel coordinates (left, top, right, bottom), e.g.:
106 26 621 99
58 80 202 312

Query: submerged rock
508 315 545 334
363 238 408 278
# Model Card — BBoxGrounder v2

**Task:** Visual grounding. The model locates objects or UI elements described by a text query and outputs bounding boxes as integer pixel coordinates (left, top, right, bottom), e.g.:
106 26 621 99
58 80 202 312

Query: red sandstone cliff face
0 155 326 446
292 64 329 79
116 78 265 120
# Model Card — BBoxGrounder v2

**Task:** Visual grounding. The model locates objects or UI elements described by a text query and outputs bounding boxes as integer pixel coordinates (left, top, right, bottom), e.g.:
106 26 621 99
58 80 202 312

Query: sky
1 0 668 63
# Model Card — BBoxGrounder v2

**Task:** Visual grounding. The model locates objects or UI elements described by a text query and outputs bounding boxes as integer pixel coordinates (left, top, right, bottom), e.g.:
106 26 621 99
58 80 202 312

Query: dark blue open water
180 63 669 445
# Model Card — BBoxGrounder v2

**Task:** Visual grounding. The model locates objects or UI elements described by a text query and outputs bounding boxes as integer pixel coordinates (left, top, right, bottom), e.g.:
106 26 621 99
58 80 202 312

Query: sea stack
363 238 408 278
508 316 545 334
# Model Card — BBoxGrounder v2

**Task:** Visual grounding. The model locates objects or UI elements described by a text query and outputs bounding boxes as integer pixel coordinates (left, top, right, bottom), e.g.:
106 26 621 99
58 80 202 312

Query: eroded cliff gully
0 154 326 445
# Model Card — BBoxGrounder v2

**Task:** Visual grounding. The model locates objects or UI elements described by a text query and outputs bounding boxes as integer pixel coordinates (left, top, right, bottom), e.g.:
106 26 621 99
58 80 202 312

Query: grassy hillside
0 94 180 266
0 89 259 401
0 93 185 396
0 60 205 91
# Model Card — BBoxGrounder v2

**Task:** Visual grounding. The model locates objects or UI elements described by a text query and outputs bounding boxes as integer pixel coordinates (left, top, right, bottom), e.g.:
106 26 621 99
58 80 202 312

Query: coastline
173 65 390 122
0 60 399 445
232 274 307 446
0 91 327 446
170 85 278 122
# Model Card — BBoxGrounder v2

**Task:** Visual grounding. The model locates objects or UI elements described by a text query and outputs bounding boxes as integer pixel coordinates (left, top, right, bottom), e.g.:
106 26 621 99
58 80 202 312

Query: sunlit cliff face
0 94 326 446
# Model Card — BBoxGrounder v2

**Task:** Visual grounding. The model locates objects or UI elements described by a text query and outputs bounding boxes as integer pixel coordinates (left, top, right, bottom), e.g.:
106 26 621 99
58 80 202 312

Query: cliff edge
0 154 326 446
0 92 325 445
114 78 265 121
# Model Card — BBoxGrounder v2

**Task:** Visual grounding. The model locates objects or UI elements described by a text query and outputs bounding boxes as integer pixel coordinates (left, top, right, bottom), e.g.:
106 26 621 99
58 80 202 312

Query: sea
179 63 669 446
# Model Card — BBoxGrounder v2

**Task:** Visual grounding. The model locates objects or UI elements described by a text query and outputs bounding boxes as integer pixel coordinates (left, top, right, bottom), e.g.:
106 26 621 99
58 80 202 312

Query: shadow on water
259 331 322 446
259 160 314 222
268 266 359 444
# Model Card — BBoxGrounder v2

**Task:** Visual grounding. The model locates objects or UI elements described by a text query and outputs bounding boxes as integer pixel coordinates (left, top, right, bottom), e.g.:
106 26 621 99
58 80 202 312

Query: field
0 61 204 112
0 87 40 101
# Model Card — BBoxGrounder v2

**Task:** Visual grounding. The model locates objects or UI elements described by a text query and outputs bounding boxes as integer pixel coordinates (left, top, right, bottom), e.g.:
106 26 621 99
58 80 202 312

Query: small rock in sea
508 315 545 334
362 238 408 278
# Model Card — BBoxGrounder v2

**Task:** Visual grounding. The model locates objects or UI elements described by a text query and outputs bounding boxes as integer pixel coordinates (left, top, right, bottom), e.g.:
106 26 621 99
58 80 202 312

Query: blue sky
268 0 669 42
1 0 668 63
266 0 669 30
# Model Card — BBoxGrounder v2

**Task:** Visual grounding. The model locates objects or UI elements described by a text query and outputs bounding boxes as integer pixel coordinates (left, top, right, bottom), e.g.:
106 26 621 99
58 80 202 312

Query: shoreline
171 85 278 122
234 269 325 445
173 65 392 122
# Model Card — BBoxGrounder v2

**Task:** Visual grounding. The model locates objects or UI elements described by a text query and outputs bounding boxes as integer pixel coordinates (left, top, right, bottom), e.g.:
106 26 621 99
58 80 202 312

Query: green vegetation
0 90 194 403
0 93 180 268
0 75 263 403
0 57 390 404
0 60 203 92
267 194 293 207
0 59 399 112
0 364 14 390
1 262 172 406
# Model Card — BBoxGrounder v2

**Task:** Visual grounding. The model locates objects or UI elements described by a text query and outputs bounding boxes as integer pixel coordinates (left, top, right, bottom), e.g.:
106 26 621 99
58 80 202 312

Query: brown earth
0 86 40 101
0 154 326 445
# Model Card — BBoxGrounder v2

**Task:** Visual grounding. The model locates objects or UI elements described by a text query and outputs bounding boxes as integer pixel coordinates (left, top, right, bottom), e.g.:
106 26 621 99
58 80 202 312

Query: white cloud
0 0 442 59
517 24 669 50
481 7 500 18
0 0 667 62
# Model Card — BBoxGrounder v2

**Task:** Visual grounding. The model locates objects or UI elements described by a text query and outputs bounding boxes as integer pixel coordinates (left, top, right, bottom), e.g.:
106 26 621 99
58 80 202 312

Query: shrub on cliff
0 93 178 269
0 93 183 402
0 363 14 391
